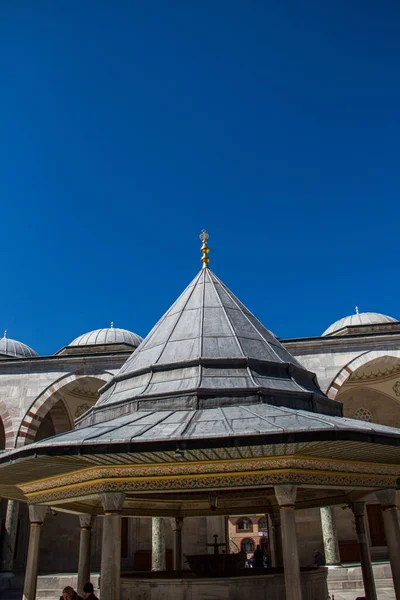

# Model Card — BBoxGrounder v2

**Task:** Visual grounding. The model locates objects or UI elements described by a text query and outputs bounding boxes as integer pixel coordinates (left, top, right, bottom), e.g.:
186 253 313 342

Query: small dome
0 333 38 358
69 326 143 348
322 311 398 336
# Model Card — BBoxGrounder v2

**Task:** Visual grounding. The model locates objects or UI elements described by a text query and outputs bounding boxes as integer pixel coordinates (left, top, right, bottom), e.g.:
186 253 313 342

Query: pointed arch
326 350 400 399
16 368 111 447
0 400 13 449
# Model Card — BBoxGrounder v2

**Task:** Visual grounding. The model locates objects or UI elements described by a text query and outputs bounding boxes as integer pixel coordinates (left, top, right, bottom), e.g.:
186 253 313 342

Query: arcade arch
17 371 111 447
327 350 400 400
334 355 400 428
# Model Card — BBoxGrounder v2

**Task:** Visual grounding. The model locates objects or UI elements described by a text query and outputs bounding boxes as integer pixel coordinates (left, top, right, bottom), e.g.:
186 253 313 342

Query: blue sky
1 1 399 354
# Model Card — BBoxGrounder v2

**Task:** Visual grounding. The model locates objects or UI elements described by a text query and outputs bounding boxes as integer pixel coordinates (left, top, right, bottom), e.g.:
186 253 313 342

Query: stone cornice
283 333 400 354
0 352 128 374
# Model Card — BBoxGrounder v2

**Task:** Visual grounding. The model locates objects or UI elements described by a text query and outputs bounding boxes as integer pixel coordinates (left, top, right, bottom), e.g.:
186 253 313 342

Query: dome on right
322 310 398 336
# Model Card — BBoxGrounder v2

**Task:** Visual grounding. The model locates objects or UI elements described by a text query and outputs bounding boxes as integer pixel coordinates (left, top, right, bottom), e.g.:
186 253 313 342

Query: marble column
269 512 283 568
351 502 377 600
77 514 94 596
320 506 341 565
152 517 166 571
23 505 48 600
274 485 302 600
173 517 184 571
376 489 400 600
100 493 125 600
0 500 19 571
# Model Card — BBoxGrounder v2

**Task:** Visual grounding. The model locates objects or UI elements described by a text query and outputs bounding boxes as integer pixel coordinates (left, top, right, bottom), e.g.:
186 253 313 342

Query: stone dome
322 311 398 336
69 325 143 348
0 333 38 358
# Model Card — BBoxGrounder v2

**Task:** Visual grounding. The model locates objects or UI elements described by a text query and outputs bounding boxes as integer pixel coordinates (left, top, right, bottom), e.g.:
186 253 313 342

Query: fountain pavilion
0 233 400 600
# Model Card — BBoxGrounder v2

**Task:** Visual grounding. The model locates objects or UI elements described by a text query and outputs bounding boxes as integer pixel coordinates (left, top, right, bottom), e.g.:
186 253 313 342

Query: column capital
28 505 48 524
79 514 95 529
274 484 297 507
172 516 184 532
99 493 125 513
350 501 365 517
376 488 398 509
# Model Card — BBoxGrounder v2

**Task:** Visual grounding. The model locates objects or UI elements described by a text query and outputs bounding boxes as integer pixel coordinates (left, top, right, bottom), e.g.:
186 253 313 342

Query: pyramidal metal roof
78 267 340 426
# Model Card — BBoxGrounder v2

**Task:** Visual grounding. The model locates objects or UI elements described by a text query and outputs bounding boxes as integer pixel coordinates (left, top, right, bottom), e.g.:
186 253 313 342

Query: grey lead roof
118 268 302 373
2 403 400 460
0 336 38 358
70 327 143 347
80 268 338 423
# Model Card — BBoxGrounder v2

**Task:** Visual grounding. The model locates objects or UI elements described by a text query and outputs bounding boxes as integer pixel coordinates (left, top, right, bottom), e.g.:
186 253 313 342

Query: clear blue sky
1 1 399 355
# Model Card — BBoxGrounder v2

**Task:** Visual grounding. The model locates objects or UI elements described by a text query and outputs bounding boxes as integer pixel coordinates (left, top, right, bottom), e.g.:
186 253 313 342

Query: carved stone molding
274 484 297 507
376 488 398 508
28 504 48 523
99 493 125 513
79 514 95 529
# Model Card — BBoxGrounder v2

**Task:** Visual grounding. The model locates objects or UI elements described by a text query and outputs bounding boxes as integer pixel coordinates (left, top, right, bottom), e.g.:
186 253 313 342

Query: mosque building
0 233 399 599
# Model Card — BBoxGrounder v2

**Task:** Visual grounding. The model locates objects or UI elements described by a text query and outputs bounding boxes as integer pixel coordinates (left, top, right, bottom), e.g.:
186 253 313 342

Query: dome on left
0 332 38 358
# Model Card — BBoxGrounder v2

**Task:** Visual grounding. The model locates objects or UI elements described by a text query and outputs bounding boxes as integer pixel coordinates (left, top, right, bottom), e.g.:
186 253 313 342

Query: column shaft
269 513 283 568
152 517 166 571
77 515 94 596
22 505 48 600
351 503 377 600
100 493 125 600
376 490 400 600
275 485 302 600
173 517 183 571
1 500 19 571
320 506 341 565
381 507 400 600
101 514 122 600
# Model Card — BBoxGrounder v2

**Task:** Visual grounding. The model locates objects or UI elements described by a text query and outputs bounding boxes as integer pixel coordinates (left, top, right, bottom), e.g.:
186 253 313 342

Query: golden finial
199 229 210 269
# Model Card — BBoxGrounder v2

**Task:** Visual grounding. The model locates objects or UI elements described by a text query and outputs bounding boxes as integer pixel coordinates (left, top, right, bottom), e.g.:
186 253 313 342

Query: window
355 407 373 422
236 517 253 532
241 538 255 553
258 517 268 530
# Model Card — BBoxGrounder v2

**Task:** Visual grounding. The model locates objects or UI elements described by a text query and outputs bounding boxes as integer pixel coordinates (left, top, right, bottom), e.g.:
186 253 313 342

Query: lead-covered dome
322 311 398 336
70 326 143 348
0 332 38 358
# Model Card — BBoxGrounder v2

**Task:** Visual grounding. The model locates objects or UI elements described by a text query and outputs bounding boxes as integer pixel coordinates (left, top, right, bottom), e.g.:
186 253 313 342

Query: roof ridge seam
217 407 235 434
155 271 203 366
198 269 207 389
240 405 286 431
210 272 286 365
207 269 245 358
118 274 201 374
130 411 174 440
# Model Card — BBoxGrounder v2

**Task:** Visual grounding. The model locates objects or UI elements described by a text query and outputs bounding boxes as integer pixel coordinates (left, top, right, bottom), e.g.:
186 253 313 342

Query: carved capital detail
99 493 125 513
376 488 398 508
274 484 297 507
79 514 95 529
28 504 48 524
350 502 365 517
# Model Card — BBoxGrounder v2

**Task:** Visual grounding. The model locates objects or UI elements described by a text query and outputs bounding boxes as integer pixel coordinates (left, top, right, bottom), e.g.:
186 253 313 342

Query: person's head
83 583 94 598
256 544 261 550
62 587 75 600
